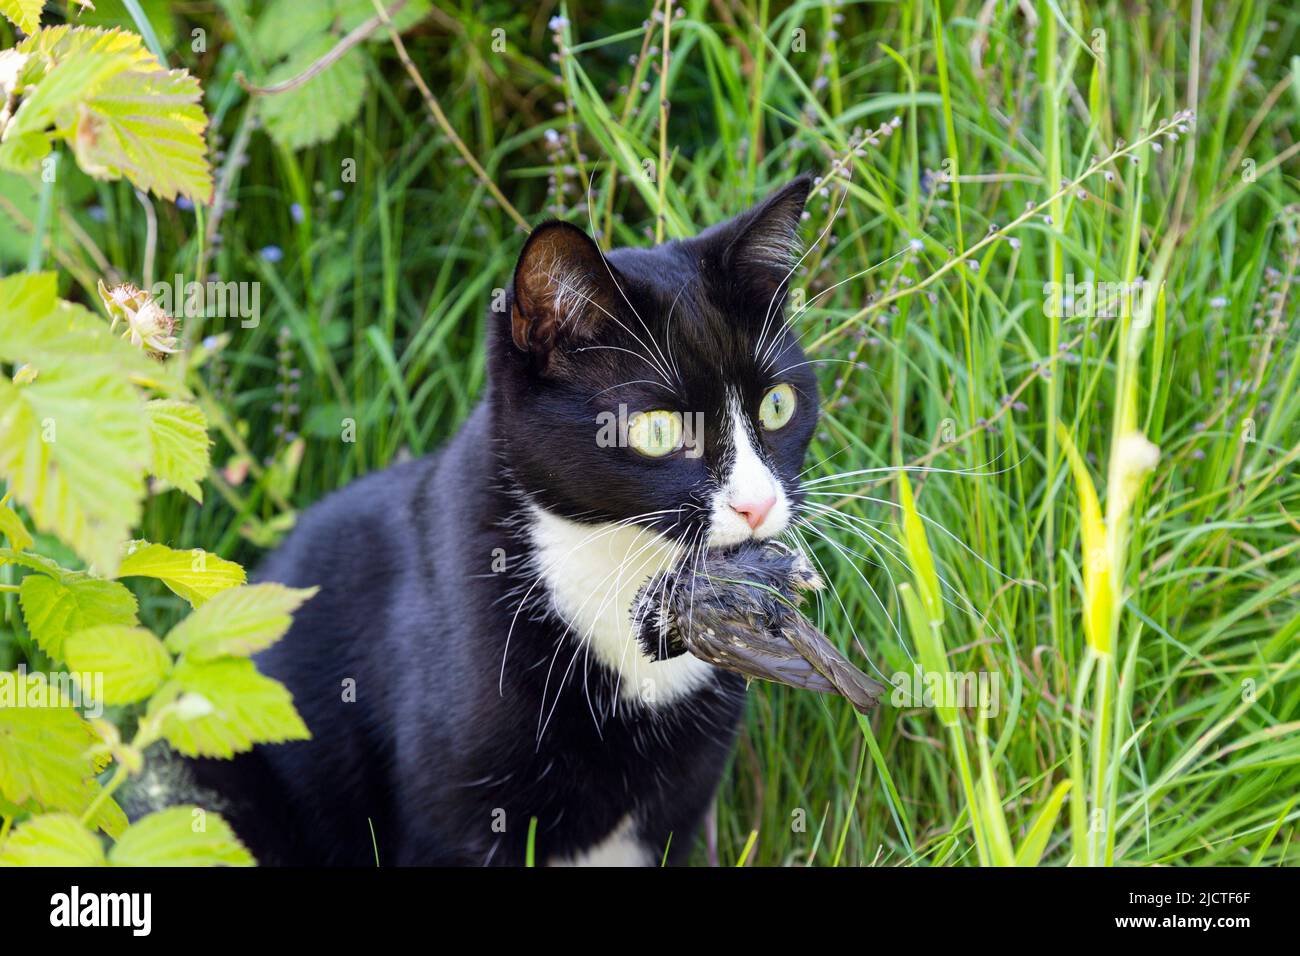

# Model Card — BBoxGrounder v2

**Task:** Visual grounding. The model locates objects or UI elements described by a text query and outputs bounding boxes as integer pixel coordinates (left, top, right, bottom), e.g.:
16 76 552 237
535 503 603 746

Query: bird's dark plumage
632 542 884 713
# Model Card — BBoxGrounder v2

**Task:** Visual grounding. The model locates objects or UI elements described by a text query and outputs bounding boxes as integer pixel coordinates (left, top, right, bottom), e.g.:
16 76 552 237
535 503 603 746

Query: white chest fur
548 814 651 867
526 505 715 706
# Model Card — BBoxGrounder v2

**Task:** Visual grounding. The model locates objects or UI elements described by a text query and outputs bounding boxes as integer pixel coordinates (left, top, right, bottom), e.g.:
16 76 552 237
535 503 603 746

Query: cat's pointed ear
720 174 813 295
510 221 620 359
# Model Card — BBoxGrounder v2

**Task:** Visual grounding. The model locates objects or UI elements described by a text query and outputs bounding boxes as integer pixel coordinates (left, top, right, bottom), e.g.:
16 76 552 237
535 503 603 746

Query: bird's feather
632 542 884 713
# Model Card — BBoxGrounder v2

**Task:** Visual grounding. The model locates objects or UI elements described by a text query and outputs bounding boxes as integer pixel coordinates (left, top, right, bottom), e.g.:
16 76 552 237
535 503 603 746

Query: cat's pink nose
731 494 776 531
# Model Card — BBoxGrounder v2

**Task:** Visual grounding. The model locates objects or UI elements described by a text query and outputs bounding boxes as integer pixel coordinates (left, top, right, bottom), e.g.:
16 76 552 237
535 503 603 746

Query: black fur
186 177 819 865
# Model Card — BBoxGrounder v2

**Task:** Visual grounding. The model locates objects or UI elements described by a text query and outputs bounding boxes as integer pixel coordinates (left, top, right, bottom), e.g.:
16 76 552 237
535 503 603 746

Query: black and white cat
186 176 820 865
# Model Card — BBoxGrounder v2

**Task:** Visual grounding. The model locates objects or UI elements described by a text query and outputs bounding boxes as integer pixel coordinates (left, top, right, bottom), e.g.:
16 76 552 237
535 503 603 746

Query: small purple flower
88 205 107 223
176 196 194 212
260 245 284 264
290 202 304 224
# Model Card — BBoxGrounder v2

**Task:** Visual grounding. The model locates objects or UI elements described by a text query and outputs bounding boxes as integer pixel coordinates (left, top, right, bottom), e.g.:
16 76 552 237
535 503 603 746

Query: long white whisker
500 507 680 694
801 491 1014 582
794 515 904 666
545 272 676 387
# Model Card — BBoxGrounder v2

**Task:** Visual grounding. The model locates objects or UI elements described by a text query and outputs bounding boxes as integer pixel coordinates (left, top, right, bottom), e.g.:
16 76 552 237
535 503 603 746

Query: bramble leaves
0 813 105 867
0 1 46 36
0 806 253 866
0 274 157 575
164 583 316 660
0 274 205 574
0 362 151 575
253 0 429 150
0 26 211 203
0 14 311 870
64 625 172 705
146 400 210 501
115 540 245 607
0 681 126 836
257 33 366 151
149 657 310 758
0 273 152 375
19 572 139 660
109 806 254 866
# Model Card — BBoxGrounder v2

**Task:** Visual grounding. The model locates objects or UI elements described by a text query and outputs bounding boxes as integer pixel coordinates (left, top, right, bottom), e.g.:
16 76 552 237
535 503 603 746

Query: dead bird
632 541 885 713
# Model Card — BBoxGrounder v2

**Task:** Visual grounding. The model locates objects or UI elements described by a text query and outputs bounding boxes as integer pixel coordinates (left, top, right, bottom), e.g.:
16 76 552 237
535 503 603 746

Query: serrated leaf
258 34 366 150
4 27 211 202
0 273 153 375
109 805 253 866
0 357 151 575
73 59 212 202
0 545 65 577
149 657 309 758
0 683 126 836
64 625 171 705
0 27 146 172
115 540 245 607
19 573 138 660
0 813 105 866
146 400 209 501
165 583 316 660
0 0 45 35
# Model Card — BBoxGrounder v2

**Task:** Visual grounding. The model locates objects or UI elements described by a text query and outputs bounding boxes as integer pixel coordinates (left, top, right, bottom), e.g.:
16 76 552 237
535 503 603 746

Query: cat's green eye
627 410 684 458
759 384 797 430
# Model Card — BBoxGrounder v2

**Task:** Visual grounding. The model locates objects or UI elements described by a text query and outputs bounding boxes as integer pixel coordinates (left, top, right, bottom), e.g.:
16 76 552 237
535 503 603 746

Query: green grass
4 0 1299 866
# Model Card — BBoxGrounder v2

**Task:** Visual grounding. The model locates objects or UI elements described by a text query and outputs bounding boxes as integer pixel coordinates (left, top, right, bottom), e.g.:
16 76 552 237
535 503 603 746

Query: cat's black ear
720 174 813 296
510 221 620 358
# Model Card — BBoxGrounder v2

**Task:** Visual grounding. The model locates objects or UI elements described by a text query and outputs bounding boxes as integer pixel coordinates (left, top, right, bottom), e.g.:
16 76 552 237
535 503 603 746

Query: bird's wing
681 615 843 696
780 615 886 714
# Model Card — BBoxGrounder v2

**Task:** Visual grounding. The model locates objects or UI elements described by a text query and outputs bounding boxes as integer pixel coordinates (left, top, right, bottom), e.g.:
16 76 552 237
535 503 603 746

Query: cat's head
491 176 817 551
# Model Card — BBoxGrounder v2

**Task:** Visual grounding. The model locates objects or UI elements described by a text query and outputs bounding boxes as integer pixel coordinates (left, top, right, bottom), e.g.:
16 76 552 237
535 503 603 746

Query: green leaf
0 27 148 173
252 0 338 62
165 583 316 660
0 545 65 577
898 472 943 625
73 55 212 202
258 33 367 150
0 355 152 575
0 682 125 836
0 813 105 867
63 625 171 705
0 497 34 551
0 0 45 35
77 0 178 53
109 806 254 866
1014 780 1073 867
19 572 137 660
0 273 152 374
146 400 209 501
4 27 211 203
149 656 309 758
115 540 245 607
336 0 432 35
